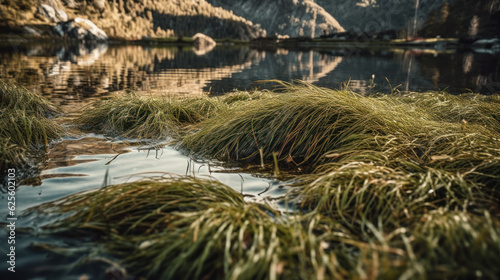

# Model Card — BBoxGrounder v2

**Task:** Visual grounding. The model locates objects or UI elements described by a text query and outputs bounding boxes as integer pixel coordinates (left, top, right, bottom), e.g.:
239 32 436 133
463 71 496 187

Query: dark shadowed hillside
419 0 500 39
315 0 450 36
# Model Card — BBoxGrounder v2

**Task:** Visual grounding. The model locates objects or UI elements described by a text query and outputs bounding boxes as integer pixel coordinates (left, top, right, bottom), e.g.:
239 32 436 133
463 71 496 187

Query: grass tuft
181 82 500 171
76 90 274 139
0 80 61 117
32 177 362 279
0 81 63 167
76 93 228 139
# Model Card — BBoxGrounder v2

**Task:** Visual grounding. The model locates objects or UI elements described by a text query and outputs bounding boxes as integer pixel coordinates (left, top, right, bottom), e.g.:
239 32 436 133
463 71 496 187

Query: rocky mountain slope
1 0 498 40
314 0 450 36
0 0 266 40
207 0 344 38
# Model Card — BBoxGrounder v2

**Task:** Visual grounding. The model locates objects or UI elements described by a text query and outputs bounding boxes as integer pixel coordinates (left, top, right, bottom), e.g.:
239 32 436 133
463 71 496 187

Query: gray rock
53 17 108 41
38 4 56 22
37 4 68 23
22 26 41 36
55 8 68 22
192 33 217 55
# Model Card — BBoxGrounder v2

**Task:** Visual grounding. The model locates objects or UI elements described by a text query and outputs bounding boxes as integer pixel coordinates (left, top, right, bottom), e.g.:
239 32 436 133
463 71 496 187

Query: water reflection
19 136 288 212
0 42 498 112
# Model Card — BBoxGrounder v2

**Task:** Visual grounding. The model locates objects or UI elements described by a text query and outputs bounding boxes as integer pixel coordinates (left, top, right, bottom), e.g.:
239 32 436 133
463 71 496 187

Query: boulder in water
192 33 216 55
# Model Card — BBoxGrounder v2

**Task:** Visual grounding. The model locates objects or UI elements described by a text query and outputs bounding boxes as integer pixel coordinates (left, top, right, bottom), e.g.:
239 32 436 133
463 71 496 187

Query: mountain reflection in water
0 42 499 112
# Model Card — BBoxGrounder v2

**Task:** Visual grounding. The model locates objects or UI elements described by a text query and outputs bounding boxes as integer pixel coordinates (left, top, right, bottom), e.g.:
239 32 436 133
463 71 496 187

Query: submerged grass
0 81 63 167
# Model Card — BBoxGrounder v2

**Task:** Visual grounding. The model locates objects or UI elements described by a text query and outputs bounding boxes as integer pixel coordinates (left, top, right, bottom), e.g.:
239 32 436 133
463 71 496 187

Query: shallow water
1 41 499 278
0 135 289 279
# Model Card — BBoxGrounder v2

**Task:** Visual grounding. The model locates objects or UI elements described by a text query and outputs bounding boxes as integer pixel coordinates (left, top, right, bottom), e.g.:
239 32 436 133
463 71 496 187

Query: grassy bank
0 81 63 168
32 81 500 278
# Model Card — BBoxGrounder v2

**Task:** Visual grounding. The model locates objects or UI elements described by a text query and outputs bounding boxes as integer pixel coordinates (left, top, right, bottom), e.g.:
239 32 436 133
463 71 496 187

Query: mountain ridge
1 0 498 40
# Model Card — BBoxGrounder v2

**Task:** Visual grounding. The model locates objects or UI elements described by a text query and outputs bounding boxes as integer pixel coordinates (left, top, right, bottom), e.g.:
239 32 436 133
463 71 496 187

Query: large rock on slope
53 18 108 41
207 0 344 38
37 3 68 23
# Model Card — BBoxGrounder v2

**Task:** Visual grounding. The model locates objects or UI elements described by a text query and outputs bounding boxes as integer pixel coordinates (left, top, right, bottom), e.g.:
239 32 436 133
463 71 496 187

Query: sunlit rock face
37 3 68 23
192 33 217 56
53 17 108 41
207 0 344 38
0 0 266 40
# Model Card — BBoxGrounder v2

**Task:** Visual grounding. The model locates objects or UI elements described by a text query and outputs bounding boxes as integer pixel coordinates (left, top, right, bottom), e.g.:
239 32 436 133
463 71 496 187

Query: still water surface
1 43 499 109
0 42 499 278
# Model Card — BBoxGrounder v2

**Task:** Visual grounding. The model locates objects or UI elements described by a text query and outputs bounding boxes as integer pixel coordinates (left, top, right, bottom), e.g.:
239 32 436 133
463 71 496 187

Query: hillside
419 0 500 39
1 0 498 40
207 0 345 38
315 0 450 37
0 0 266 40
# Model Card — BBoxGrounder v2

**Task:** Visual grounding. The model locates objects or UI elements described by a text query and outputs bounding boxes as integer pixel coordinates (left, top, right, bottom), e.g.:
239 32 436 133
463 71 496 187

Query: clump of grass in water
33 176 377 279
0 81 63 167
76 90 274 140
76 93 226 139
181 81 500 170
0 80 61 117
292 161 498 227
33 175 500 279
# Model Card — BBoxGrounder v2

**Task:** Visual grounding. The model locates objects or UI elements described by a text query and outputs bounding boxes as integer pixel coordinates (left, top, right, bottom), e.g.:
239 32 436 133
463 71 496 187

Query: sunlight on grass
32 81 500 279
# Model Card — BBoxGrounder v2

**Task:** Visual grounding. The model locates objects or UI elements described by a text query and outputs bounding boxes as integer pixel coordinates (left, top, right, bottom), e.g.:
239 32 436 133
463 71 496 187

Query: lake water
1 43 499 112
0 41 499 279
